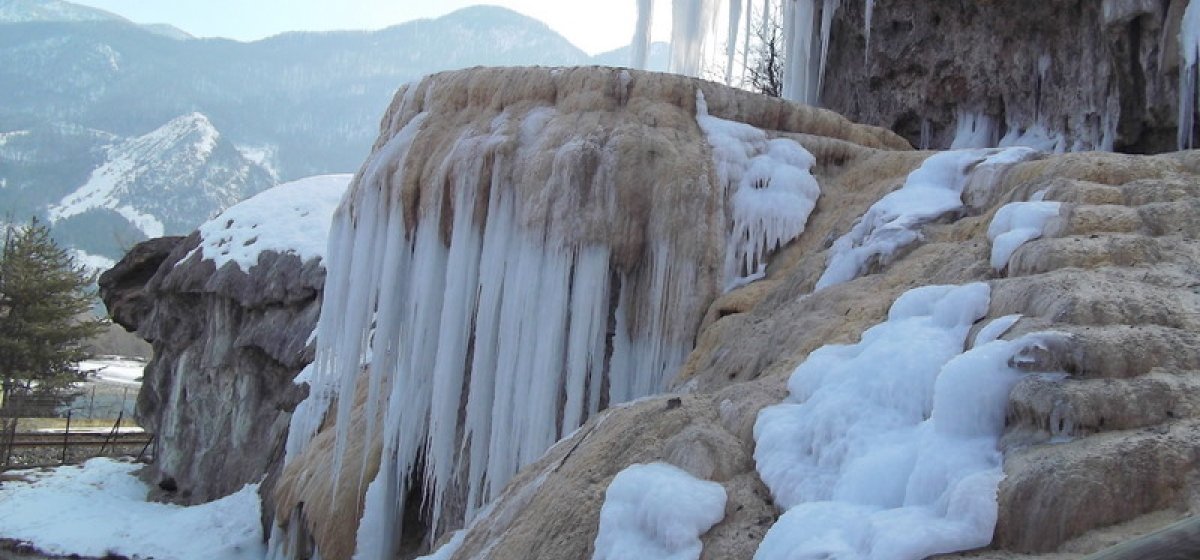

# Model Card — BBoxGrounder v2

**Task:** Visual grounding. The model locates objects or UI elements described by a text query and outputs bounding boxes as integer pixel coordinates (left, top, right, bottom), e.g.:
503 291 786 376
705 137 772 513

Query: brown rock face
448 150 1200 558
821 0 1186 153
99 234 318 505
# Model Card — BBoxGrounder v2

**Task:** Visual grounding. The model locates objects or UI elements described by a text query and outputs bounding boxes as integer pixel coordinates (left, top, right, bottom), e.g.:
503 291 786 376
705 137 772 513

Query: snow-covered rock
98 175 351 507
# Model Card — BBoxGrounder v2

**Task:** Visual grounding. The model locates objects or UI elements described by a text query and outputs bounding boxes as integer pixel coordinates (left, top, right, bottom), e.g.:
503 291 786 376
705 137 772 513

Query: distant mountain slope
0 0 122 23
47 113 273 243
0 1 603 263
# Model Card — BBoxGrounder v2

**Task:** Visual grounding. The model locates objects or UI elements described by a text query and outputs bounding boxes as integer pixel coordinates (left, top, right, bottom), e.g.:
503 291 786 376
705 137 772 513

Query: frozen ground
0 458 264 560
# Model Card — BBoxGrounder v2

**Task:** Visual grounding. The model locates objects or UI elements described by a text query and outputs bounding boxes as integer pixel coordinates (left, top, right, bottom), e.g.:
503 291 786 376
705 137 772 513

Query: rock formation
821 0 1186 154
259 66 1200 560
98 175 350 505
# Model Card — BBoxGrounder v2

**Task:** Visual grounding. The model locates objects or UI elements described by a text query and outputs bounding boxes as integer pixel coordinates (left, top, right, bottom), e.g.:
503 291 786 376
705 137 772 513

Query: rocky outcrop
99 231 319 505
264 65 1200 560
821 0 1186 154
445 149 1200 560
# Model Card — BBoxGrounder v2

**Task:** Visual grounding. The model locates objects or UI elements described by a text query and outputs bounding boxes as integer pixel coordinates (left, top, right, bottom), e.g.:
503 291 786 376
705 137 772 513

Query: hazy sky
68 0 675 54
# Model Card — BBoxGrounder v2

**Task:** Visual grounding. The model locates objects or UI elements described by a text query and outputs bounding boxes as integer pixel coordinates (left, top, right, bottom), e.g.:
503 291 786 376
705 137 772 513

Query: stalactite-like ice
632 0 654 69
816 147 1037 290
725 0 743 84
780 0 839 104
1181 0 1200 150
591 463 727 560
695 91 821 289
864 0 875 58
670 0 721 77
753 283 1066 559
275 72 785 558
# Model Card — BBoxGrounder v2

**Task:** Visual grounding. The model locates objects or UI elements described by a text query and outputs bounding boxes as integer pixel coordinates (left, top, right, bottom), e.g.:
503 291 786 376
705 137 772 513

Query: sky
68 0 676 55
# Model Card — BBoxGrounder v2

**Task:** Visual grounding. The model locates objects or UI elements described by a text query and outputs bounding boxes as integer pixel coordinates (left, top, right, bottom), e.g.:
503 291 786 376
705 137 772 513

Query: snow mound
987 200 1062 270
816 148 1037 290
0 458 264 560
592 462 727 560
189 174 353 271
753 283 1064 559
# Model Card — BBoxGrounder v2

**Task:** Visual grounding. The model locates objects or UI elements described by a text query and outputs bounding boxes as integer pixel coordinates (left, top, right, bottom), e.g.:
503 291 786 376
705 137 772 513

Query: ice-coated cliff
267 66 905 560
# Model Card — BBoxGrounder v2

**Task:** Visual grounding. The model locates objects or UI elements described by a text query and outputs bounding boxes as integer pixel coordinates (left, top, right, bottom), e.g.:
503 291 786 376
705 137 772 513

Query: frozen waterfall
272 72 824 559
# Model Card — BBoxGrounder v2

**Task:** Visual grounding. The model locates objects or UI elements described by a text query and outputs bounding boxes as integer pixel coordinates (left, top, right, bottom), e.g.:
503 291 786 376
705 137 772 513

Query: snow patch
46 113 227 239
987 200 1062 270
592 462 727 560
186 174 352 271
753 283 1063 559
69 249 116 275
0 458 264 560
816 148 1036 290
78 356 145 385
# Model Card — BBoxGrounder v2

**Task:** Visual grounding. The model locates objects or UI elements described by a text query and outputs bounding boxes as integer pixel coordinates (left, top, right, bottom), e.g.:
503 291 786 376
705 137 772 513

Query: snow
0 458 265 560
592 463 727 560
987 200 1062 271
47 113 225 239
70 249 117 275
695 91 821 289
0 129 31 147
78 356 146 385
752 283 1065 559
1180 0 1200 150
236 144 280 180
816 148 1036 290
186 174 353 271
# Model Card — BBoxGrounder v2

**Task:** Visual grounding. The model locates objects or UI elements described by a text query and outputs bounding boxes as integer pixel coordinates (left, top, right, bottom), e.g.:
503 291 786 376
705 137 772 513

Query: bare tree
746 0 784 98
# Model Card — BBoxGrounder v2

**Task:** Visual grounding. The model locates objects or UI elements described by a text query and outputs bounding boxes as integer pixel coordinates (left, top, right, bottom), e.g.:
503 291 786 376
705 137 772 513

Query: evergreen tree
0 218 105 405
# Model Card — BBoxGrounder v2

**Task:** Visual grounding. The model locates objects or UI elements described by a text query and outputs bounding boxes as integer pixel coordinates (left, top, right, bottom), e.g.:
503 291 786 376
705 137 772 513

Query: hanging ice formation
816 147 1038 290
271 69 825 559
695 91 821 289
640 0 839 102
753 283 1066 559
632 0 654 69
669 0 722 77
1179 0 1200 150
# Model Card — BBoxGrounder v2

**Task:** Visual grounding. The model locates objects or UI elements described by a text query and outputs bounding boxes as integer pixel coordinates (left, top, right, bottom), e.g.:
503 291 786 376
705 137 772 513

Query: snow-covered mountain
1 0 620 264
0 0 122 23
47 113 273 250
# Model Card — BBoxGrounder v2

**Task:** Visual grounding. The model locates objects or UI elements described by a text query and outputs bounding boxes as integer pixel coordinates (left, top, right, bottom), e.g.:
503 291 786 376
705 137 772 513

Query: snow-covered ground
77 356 146 386
0 458 264 559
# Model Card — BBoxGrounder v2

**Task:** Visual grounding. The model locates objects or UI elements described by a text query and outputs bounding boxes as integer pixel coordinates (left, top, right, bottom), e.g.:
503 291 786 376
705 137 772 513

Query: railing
0 409 154 471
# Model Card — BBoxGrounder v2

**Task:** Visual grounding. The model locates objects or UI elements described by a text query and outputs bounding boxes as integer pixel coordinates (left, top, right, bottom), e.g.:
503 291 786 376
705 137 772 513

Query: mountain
0 0 123 23
0 1 605 263
591 41 671 72
46 113 274 254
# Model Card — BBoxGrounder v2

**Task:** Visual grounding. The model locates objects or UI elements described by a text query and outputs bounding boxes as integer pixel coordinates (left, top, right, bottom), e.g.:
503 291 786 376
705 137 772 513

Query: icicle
282 72 729 559
669 0 722 77
864 0 874 60
782 0 814 103
726 0 743 84
740 0 753 85
816 0 840 97
1179 0 1200 150
632 0 654 69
